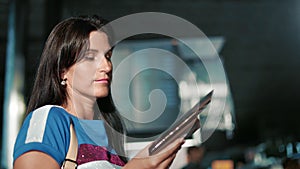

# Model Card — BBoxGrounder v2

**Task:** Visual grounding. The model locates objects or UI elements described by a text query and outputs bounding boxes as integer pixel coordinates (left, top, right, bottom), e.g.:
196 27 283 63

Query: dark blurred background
1 0 300 168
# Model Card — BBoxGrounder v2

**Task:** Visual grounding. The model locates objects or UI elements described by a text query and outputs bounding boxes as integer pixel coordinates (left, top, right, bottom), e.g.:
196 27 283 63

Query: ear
60 69 68 80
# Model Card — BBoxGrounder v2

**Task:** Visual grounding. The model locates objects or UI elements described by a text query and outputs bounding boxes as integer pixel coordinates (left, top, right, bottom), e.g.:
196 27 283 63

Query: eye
84 51 97 61
84 55 96 61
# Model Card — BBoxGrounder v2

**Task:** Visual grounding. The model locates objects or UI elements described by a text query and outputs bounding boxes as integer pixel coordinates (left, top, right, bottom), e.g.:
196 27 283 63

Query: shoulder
13 105 74 166
24 105 71 124
24 105 72 141
31 105 71 122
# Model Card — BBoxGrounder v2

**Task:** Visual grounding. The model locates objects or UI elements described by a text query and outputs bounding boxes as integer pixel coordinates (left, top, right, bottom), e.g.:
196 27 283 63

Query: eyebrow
86 49 98 53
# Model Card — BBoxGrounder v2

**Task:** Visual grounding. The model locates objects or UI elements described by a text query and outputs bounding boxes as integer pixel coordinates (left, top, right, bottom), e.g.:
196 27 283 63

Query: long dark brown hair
26 15 127 162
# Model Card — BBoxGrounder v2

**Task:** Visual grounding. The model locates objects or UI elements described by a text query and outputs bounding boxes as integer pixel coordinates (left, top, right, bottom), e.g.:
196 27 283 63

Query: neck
64 101 95 120
63 90 96 120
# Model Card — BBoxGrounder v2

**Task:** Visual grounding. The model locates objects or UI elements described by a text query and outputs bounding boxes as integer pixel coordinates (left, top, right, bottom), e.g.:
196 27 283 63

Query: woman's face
63 31 113 100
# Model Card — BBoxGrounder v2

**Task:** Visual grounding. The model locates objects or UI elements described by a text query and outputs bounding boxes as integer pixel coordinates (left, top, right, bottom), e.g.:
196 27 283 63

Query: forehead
88 31 110 50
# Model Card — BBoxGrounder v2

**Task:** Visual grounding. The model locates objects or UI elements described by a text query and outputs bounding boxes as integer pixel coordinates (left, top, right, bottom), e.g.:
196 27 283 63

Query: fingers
125 138 184 169
147 137 184 168
136 137 185 159
152 139 184 169
157 138 185 158
156 152 177 169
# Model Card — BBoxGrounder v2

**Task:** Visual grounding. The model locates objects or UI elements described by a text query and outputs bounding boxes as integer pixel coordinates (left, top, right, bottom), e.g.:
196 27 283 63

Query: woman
13 15 184 169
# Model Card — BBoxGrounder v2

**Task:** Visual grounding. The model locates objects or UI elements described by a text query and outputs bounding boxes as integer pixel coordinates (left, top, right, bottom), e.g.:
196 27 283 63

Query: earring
61 79 66 86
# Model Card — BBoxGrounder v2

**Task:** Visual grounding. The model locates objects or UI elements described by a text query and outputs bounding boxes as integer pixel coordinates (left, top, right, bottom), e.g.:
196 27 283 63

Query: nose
99 56 112 73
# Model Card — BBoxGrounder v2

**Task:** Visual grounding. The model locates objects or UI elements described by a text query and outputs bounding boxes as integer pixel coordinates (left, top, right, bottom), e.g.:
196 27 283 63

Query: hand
123 138 185 169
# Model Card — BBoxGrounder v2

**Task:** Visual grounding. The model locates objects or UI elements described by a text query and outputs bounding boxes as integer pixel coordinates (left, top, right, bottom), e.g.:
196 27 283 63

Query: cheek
72 64 97 85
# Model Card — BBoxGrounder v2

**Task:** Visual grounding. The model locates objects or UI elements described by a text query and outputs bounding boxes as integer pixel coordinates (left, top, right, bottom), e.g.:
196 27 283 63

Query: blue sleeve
13 106 72 166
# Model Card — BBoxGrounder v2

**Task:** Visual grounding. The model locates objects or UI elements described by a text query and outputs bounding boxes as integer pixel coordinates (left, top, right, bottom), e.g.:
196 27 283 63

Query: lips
94 78 110 84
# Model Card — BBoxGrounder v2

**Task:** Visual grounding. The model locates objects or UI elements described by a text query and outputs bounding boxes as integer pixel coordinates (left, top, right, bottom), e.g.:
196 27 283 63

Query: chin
95 91 109 98
94 86 110 98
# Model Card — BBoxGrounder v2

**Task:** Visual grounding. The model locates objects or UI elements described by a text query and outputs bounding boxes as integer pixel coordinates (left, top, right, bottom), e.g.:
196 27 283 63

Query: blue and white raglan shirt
13 105 126 169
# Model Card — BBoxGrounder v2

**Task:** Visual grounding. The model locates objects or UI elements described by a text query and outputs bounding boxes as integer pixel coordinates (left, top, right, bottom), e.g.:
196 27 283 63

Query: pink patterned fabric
77 144 125 166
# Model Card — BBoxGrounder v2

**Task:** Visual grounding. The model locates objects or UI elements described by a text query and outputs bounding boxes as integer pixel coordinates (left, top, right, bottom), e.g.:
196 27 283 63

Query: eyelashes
84 55 96 61
84 52 112 61
83 47 113 62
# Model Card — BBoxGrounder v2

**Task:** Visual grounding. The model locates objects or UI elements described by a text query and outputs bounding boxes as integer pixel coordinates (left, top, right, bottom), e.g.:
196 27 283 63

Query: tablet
148 90 213 155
